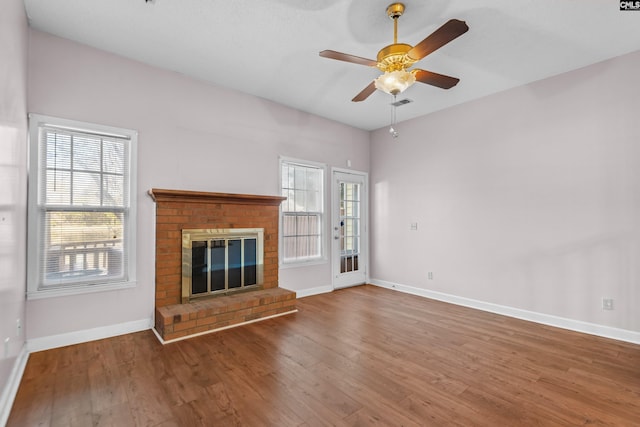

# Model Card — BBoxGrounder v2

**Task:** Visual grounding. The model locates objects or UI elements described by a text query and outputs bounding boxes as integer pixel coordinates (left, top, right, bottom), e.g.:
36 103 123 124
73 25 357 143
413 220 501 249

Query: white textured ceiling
23 0 640 131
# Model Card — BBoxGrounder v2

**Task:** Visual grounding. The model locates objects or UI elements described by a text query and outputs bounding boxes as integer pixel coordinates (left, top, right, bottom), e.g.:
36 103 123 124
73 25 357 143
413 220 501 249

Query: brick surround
149 189 296 342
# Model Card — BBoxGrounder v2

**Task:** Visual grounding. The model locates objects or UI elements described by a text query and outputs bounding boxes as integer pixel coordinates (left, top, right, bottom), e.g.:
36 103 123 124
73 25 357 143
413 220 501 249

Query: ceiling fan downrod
387 3 405 44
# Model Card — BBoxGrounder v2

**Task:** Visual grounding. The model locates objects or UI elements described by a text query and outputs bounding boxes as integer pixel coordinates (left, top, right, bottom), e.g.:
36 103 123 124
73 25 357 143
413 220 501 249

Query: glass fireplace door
189 237 258 298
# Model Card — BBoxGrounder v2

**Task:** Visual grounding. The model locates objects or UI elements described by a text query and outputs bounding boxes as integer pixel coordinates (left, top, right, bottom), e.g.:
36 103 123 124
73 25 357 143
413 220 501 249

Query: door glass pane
340 254 358 273
339 181 361 274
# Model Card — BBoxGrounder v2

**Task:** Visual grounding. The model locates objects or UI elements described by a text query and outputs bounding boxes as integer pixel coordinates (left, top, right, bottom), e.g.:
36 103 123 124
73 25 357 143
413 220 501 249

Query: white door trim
331 168 369 290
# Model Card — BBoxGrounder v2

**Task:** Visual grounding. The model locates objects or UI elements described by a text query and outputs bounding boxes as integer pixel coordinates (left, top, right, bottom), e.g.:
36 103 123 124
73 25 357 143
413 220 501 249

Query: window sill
279 257 328 269
27 280 137 300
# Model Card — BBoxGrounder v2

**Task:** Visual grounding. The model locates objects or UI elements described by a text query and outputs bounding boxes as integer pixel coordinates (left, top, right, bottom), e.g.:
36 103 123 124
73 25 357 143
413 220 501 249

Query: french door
332 169 368 289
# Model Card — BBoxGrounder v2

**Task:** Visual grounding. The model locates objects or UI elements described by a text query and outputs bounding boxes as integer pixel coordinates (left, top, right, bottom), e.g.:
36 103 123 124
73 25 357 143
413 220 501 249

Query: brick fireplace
149 189 297 342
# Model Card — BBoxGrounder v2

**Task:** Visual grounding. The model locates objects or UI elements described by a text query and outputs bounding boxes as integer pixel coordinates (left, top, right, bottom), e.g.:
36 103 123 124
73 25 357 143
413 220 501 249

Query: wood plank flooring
8 285 640 426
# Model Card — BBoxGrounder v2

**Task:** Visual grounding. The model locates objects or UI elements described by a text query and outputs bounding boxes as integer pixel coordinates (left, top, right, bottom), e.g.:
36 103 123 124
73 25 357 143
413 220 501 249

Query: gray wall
371 50 640 334
26 29 370 341
0 0 28 419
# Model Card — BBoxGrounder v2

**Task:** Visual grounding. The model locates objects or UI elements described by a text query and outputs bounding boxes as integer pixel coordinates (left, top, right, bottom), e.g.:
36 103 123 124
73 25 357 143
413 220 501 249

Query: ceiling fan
319 3 468 102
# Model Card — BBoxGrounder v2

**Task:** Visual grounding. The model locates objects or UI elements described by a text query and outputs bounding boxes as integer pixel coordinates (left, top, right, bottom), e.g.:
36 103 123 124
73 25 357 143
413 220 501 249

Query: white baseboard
0 344 29 427
27 318 153 353
370 279 640 345
290 285 333 299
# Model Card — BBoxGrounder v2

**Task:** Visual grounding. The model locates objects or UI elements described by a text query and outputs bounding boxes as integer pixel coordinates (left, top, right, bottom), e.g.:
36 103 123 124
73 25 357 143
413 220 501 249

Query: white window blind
280 159 325 263
28 114 137 297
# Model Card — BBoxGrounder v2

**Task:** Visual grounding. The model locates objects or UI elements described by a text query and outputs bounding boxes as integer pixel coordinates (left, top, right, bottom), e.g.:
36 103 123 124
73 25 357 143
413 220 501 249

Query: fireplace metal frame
182 228 264 303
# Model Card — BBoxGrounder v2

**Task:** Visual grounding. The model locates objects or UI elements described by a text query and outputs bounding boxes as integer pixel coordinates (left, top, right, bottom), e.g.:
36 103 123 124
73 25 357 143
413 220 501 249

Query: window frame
27 114 138 299
279 157 327 267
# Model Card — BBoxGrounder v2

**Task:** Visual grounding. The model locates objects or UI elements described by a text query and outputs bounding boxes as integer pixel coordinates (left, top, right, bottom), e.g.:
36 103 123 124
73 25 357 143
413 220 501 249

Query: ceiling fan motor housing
376 43 417 72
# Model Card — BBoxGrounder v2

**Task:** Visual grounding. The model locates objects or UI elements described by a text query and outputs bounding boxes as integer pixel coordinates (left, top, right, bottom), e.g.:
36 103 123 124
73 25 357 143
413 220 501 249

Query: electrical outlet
428 272 433 280
602 298 614 310
410 222 418 231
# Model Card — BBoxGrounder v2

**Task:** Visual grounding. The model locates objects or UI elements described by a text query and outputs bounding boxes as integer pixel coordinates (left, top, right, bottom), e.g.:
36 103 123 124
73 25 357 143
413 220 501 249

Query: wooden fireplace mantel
148 188 286 206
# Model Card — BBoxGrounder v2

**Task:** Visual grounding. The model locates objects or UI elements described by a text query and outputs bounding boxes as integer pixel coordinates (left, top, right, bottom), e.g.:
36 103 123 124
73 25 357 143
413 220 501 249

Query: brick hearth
155 287 296 342
149 189 296 342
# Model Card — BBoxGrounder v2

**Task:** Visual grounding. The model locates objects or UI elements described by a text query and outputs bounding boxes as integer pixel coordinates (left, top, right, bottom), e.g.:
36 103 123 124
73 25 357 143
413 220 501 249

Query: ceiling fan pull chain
389 95 399 139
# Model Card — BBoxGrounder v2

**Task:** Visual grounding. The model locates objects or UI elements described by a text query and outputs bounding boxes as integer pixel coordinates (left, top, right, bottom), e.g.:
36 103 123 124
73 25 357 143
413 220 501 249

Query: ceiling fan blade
352 81 377 102
319 50 378 67
407 19 469 61
413 69 460 89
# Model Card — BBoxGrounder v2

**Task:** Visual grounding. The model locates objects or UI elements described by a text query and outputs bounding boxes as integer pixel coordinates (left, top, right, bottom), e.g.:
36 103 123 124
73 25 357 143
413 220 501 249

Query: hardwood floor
8 285 640 426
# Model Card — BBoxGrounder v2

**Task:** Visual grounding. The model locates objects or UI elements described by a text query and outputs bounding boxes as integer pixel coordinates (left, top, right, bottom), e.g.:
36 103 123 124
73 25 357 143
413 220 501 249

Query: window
280 159 325 264
27 114 137 298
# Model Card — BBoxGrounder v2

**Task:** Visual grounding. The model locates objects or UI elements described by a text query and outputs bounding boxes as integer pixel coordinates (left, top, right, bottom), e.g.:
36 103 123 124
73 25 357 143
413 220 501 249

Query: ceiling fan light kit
374 70 416 95
319 2 469 102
